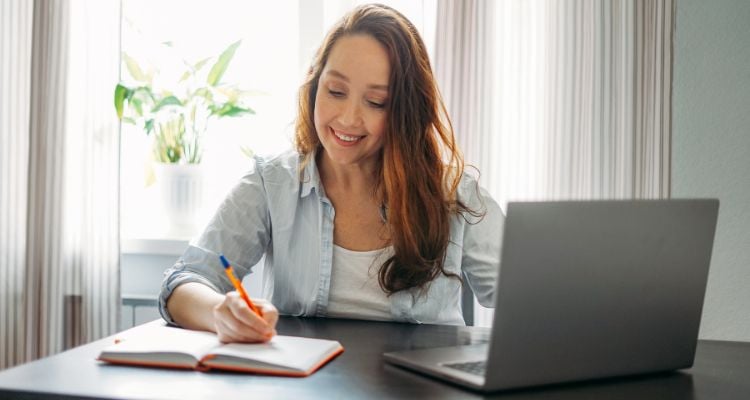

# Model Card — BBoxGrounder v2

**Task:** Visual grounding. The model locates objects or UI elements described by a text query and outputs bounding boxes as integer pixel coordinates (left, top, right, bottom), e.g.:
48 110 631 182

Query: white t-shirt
326 245 394 321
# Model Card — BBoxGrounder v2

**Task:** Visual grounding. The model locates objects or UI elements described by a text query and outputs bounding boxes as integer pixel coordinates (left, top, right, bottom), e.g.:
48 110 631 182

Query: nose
338 98 362 128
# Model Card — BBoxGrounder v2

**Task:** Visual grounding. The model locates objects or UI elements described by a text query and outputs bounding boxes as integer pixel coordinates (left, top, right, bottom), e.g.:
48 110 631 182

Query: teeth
334 130 362 142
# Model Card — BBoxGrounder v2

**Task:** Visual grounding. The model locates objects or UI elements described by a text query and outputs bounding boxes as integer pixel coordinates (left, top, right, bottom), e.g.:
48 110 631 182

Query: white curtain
434 0 495 326
435 0 495 182
434 0 674 327
0 0 121 369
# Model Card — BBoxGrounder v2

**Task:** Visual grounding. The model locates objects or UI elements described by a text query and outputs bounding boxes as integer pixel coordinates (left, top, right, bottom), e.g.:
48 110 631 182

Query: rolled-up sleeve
459 178 504 308
158 156 272 325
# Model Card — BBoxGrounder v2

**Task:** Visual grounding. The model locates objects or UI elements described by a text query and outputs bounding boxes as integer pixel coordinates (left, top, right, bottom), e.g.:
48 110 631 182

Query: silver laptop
383 199 719 392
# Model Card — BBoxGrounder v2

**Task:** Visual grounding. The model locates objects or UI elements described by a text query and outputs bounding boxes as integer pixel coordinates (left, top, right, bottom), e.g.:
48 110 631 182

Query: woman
158 4 503 343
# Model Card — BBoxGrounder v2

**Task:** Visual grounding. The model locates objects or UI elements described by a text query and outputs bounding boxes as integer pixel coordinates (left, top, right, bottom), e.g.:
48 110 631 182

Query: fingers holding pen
214 317 248 343
227 292 276 337
213 291 277 343
253 298 279 332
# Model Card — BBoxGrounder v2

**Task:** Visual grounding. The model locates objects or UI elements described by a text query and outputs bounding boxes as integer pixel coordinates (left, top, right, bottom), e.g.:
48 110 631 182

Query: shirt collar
300 150 322 198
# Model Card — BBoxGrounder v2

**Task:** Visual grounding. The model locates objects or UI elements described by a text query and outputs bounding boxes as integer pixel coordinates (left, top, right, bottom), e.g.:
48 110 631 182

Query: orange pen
219 254 263 317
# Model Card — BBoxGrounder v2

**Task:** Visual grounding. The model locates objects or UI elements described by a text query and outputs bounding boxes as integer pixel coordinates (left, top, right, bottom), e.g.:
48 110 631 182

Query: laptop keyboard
442 360 486 376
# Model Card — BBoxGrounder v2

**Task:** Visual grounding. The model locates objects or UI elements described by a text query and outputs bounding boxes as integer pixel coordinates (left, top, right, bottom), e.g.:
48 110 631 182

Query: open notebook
98 321 344 377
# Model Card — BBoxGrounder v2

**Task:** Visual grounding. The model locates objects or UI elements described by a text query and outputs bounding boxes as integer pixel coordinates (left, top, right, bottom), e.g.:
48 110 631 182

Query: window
119 0 435 241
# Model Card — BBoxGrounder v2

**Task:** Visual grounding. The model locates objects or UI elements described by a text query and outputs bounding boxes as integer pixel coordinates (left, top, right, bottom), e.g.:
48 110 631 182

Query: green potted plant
114 40 255 164
114 40 255 236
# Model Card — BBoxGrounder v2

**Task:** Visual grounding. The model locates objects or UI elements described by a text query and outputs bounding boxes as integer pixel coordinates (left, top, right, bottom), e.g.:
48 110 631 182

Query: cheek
368 113 388 139
313 95 333 130
313 94 323 129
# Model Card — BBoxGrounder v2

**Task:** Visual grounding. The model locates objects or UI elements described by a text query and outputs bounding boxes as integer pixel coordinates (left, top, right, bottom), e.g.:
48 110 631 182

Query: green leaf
178 70 191 83
207 40 241 86
144 119 154 134
122 117 136 125
114 84 131 119
194 87 213 101
216 86 240 102
122 53 148 82
131 97 143 116
151 96 182 113
144 67 155 84
193 57 211 72
212 103 255 117
132 86 155 103
179 57 211 83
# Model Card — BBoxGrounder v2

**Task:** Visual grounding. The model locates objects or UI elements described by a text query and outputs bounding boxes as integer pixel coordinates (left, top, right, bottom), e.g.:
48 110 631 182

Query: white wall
673 0 750 341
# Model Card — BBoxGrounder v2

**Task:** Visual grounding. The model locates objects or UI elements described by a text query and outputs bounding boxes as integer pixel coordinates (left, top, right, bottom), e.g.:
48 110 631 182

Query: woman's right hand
212 292 279 343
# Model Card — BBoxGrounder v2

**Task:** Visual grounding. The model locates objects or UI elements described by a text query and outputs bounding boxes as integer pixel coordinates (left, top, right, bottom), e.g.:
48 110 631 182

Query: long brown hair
295 4 475 294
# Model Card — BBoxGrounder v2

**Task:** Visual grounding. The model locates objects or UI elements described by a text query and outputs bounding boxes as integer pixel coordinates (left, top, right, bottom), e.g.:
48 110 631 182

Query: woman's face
314 34 390 170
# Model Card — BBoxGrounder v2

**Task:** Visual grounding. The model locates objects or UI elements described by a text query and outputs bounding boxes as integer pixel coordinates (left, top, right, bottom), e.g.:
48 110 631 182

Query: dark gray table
0 317 749 399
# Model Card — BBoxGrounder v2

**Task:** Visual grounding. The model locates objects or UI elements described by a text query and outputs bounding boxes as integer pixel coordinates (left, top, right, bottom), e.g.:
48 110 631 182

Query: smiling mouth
332 129 364 143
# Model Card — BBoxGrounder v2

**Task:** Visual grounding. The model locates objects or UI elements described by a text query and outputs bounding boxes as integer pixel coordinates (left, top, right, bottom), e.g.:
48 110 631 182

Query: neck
317 151 380 196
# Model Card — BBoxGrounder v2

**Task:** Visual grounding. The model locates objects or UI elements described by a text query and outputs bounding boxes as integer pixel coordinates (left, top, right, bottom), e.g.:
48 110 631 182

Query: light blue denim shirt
158 149 504 326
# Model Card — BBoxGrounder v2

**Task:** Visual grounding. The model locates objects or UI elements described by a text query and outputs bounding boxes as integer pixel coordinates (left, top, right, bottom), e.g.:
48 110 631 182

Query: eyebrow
327 69 389 91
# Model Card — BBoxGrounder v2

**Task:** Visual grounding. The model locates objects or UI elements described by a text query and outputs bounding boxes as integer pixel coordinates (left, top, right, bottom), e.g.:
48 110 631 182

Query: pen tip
219 254 230 268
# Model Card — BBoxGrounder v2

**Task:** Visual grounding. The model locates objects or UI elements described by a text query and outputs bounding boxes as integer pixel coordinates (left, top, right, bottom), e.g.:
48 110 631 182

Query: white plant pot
153 162 205 238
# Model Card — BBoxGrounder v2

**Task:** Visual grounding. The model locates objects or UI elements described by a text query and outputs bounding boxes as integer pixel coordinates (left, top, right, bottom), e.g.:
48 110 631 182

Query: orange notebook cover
98 322 343 377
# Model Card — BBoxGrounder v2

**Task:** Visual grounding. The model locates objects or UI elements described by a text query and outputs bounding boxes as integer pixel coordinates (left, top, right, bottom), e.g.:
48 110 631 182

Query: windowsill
121 237 190 256
120 237 188 306
122 293 158 305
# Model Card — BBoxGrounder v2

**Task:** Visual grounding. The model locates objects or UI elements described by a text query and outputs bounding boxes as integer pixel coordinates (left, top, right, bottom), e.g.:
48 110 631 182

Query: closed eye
368 100 386 109
328 90 345 98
